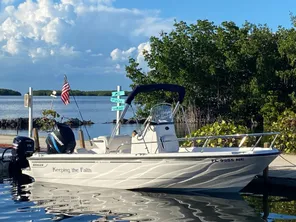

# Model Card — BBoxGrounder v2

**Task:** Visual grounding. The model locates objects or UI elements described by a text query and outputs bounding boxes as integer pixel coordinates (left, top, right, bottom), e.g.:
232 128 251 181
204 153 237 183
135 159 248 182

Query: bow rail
113 132 280 153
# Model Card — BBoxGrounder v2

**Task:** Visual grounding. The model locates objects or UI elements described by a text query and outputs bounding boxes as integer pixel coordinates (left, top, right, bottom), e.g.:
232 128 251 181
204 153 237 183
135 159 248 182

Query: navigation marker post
50 90 57 110
111 86 125 135
24 87 33 137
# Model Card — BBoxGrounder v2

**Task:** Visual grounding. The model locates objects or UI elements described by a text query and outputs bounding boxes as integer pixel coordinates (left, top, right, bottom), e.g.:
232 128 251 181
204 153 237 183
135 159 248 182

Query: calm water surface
0 176 296 222
0 96 141 138
0 96 196 139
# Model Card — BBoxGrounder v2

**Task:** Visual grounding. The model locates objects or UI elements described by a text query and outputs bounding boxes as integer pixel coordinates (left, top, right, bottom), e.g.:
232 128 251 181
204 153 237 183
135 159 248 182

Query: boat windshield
150 103 174 124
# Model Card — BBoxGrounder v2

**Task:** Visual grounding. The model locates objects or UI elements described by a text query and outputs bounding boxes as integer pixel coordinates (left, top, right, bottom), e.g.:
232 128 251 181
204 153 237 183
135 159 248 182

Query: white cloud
110 41 151 73
133 17 173 37
110 47 136 61
2 0 15 5
2 37 21 55
59 45 79 56
0 0 174 92
136 42 151 72
4 5 15 15
29 47 48 59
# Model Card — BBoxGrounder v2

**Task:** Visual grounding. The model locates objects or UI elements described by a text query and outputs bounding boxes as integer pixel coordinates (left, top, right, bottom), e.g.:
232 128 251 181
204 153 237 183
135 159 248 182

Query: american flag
61 77 70 105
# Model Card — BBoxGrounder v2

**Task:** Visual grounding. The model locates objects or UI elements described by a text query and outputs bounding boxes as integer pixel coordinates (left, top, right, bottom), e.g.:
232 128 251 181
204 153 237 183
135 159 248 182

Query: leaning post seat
92 135 131 153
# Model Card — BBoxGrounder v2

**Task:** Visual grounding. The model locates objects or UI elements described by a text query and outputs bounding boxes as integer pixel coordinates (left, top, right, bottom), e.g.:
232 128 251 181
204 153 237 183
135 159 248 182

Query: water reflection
2 174 296 221
13 181 262 222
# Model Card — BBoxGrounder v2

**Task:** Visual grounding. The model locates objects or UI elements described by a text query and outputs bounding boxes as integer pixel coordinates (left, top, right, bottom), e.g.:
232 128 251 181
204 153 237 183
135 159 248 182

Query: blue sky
115 0 295 30
0 0 295 94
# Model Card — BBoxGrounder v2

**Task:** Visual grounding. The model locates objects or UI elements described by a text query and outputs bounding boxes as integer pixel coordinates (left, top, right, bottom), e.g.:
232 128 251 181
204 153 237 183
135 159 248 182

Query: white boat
17 84 279 192
18 182 263 221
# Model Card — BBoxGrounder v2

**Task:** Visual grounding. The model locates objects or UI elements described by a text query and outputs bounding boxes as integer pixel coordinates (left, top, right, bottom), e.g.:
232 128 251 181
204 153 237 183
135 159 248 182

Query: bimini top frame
110 84 186 141
125 84 186 105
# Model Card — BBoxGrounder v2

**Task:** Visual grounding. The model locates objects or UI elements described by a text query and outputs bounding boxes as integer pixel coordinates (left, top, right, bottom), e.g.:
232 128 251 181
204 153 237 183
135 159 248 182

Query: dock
1 134 295 187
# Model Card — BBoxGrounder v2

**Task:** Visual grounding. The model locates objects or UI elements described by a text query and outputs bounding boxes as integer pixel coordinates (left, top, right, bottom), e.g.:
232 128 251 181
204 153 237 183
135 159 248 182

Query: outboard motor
46 123 76 154
9 136 34 176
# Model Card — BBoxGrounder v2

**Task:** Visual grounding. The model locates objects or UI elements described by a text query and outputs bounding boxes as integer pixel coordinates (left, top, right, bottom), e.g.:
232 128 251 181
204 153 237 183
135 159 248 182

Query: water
0 176 296 222
0 96 140 138
0 96 195 139
0 96 296 221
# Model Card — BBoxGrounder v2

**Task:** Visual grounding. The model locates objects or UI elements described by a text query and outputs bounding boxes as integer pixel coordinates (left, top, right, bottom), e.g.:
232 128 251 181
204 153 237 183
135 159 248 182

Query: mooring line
279 154 296 167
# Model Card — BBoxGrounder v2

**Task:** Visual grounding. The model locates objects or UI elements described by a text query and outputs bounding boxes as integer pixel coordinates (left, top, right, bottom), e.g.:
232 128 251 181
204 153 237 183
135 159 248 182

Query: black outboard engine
10 136 34 175
46 123 76 154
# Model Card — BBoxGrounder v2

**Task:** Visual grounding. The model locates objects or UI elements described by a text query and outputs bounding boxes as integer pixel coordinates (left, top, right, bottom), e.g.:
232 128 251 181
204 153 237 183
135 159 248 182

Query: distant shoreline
33 90 117 96
0 89 130 96
0 89 21 96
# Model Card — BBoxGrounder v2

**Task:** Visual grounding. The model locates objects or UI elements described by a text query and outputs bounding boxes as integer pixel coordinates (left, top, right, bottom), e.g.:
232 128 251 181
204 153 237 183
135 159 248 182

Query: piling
262 190 269 221
193 140 197 147
33 128 40 152
79 130 85 148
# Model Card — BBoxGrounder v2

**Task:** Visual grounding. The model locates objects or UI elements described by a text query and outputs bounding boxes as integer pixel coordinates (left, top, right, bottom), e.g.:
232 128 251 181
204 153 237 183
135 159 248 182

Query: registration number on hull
211 158 244 163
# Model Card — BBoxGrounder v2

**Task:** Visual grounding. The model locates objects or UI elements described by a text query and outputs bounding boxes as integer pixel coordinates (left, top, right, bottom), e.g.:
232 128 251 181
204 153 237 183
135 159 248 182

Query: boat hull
23 151 279 192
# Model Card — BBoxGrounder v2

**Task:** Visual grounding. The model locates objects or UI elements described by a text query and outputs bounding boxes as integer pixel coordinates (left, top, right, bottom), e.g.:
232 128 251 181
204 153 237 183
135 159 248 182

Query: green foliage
125 19 296 126
125 17 296 153
243 195 296 218
266 110 296 153
32 90 55 96
260 91 286 127
182 120 249 147
0 89 21 96
36 109 60 130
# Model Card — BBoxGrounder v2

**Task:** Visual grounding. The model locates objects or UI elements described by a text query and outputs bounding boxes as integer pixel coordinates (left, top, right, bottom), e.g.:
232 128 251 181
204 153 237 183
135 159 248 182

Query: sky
0 0 295 94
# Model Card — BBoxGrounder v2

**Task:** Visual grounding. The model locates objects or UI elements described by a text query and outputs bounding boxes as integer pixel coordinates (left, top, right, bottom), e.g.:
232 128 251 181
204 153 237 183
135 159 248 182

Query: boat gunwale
28 150 280 161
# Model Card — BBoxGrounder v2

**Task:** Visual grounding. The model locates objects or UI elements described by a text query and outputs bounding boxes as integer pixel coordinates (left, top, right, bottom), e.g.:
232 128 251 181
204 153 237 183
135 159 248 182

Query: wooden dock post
79 129 85 148
193 140 197 147
263 166 269 185
263 142 270 186
262 190 269 221
33 128 40 152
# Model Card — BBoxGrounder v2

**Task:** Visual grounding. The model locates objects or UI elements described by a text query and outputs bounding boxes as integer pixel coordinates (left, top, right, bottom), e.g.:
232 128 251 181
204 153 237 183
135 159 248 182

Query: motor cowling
11 136 34 169
46 123 76 154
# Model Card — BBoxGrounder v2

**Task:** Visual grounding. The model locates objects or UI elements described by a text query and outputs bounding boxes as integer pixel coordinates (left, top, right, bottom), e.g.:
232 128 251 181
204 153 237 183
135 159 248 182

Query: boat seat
93 135 131 153
160 135 179 152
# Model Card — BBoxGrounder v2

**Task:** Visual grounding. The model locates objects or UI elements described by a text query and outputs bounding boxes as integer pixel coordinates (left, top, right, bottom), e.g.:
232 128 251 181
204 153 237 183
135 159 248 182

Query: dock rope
279 154 296 167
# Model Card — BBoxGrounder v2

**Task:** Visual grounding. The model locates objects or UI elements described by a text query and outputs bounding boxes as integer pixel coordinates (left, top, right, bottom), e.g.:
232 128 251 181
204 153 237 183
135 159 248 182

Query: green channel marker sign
111 105 125 111
110 98 125 103
112 91 125 97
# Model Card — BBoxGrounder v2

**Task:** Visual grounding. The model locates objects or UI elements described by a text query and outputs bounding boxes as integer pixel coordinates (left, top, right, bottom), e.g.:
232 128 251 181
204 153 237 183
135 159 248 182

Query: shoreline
0 117 94 130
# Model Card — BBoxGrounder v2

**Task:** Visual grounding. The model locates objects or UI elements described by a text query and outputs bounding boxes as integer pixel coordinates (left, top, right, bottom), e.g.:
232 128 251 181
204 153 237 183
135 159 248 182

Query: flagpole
28 87 33 138
63 75 93 146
